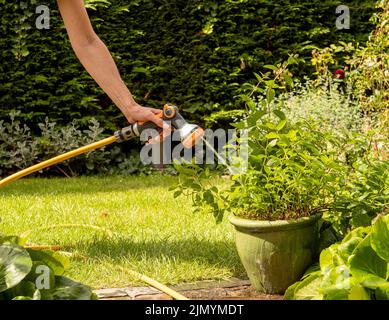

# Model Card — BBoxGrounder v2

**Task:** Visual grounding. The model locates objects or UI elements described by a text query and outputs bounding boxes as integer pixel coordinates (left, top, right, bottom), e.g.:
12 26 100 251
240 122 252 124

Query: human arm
56 0 168 132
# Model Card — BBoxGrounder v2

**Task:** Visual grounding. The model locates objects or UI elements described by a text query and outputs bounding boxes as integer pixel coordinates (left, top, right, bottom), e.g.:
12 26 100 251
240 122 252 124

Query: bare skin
56 0 170 138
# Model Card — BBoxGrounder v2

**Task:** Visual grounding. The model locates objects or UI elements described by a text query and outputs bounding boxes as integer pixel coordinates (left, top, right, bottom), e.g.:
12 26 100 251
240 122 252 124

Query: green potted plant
175 110 343 293
173 60 345 293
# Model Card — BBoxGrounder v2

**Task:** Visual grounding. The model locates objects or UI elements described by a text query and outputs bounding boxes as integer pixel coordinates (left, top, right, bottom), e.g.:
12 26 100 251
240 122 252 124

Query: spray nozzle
115 104 204 148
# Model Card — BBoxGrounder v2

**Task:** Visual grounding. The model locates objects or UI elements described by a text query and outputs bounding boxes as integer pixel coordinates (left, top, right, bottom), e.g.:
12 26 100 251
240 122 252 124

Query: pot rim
228 213 322 233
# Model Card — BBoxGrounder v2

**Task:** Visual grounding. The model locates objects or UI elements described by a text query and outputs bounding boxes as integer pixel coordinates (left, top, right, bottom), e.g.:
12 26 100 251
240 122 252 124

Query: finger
146 107 163 115
149 113 171 132
147 134 162 145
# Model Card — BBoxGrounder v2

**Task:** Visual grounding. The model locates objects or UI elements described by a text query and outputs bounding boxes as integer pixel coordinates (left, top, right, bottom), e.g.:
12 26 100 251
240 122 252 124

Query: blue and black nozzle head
115 104 204 148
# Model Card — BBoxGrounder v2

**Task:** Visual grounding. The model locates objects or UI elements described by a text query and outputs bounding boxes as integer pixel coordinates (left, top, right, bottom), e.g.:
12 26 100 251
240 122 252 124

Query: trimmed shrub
0 0 377 131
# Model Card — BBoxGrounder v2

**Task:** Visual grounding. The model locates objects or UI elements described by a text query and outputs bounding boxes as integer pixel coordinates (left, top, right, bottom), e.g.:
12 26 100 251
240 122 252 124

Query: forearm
57 0 136 122
57 0 167 131
72 36 135 121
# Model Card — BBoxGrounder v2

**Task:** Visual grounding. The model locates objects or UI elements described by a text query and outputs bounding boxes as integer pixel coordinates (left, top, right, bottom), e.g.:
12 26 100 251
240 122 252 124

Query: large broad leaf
371 216 389 262
41 276 95 300
375 282 389 300
3 280 41 300
12 296 33 300
342 226 370 243
0 244 32 293
25 261 56 289
349 235 387 283
284 281 300 300
322 287 349 300
320 244 343 273
338 237 363 262
293 273 323 300
27 249 70 276
0 235 26 246
348 285 371 300
320 265 351 300
361 277 388 290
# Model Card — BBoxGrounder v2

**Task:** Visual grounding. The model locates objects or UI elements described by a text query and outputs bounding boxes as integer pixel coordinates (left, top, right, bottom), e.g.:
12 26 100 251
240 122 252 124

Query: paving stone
94 279 283 300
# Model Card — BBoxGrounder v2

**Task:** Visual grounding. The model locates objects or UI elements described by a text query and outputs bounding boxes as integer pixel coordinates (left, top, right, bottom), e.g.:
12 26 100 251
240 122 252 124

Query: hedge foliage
0 0 377 131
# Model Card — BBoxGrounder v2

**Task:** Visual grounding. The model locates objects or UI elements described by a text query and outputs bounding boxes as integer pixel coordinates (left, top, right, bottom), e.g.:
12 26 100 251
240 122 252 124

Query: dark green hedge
0 0 376 131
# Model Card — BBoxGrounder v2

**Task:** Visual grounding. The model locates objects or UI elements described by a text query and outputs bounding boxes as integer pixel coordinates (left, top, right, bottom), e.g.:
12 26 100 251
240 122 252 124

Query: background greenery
0 0 377 131
0 1 387 297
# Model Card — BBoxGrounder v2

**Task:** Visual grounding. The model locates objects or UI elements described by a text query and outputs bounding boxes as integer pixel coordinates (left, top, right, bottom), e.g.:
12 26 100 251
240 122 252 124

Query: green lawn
0 175 245 289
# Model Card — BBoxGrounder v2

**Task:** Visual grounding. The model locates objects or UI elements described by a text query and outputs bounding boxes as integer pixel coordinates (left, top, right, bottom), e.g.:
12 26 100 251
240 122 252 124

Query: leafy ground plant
0 112 152 177
0 230 96 300
328 159 389 236
285 214 389 300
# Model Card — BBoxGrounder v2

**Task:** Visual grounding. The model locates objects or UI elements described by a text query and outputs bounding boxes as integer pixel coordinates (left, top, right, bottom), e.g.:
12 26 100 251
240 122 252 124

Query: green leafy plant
285 214 389 300
175 110 345 222
174 60 347 222
275 79 364 137
0 230 96 300
174 59 385 232
328 159 389 237
0 112 153 177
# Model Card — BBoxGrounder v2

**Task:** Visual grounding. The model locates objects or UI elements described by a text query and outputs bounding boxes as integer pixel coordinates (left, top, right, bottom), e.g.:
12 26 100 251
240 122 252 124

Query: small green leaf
265 132 279 139
287 55 298 65
283 73 293 86
273 110 286 120
266 88 275 104
253 72 263 82
268 139 278 147
276 119 287 131
263 65 278 71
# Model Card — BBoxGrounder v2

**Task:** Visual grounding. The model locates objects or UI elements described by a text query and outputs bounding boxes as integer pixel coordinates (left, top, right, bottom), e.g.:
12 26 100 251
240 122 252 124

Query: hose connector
114 123 140 142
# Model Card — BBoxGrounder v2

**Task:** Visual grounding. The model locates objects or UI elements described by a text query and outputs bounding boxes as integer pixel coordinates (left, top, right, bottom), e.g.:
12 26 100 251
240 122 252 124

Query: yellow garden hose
0 136 117 188
0 135 189 300
114 264 189 300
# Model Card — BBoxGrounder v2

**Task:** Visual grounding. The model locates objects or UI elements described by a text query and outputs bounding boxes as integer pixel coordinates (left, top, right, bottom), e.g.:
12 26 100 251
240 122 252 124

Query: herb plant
174 59 346 222
175 109 344 222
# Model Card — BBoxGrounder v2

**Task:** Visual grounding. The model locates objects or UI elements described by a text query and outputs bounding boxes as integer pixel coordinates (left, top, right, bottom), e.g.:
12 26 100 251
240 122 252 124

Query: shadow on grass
71 236 245 278
0 175 178 196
